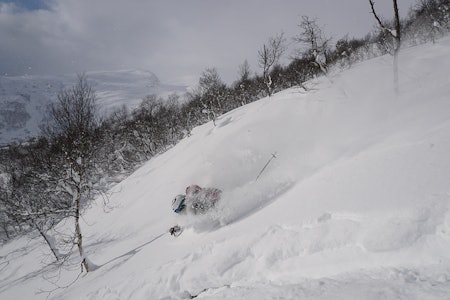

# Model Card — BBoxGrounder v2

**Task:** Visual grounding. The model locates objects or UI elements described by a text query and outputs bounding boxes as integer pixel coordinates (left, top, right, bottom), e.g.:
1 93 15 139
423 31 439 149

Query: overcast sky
0 0 415 85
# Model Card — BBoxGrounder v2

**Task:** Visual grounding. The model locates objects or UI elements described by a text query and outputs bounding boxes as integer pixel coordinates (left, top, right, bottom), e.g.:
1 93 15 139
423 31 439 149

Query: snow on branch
369 0 401 40
369 0 393 36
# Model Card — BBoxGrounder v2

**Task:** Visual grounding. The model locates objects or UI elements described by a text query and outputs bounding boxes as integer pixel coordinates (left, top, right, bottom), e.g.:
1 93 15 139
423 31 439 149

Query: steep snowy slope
1 37 450 299
0 70 185 145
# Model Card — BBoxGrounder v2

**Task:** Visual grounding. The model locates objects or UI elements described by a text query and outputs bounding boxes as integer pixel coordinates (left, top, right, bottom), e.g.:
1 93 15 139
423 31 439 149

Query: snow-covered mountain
2 37 450 299
0 69 186 145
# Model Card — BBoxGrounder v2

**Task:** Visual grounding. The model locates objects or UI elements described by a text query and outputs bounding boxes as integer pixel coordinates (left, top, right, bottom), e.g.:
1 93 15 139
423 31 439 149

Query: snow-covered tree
369 0 401 50
0 138 72 259
43 74 100 272
234 60 255 106
404 0 450 43
369 0 401 94
196 68 228 125
293 16 331 74
258 33 286 96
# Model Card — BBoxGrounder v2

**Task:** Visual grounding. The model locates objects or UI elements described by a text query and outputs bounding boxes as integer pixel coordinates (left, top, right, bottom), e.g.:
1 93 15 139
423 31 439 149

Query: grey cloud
0 0 414 85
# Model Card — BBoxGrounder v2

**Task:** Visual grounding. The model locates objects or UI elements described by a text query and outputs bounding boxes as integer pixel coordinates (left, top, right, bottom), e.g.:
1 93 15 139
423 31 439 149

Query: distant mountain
0 70 187 145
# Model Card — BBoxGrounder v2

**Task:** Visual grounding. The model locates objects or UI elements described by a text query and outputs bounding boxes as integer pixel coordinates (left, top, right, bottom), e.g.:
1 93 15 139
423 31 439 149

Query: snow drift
1 37 450 299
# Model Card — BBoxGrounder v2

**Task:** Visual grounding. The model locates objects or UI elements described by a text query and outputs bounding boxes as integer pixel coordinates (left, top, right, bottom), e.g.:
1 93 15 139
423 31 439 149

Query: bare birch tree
44 74 99 272
369 0 402 94
293 16 331 74
198 68 227 125
258 33 286 96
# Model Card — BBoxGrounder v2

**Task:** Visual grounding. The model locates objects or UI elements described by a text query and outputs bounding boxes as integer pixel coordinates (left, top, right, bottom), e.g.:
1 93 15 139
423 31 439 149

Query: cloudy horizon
0 0 414 85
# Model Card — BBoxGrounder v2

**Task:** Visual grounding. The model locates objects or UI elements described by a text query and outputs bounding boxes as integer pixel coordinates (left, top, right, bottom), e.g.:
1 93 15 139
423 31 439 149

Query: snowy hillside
0 70 186 145
2 37 450 299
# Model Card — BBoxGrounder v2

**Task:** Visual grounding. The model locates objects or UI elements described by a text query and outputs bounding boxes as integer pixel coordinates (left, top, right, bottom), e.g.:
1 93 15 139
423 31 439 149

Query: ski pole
255 152 277 181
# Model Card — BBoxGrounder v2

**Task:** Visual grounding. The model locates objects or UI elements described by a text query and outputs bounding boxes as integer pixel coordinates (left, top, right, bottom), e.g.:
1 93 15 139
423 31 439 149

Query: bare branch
369 0 401 41
369 0 390 33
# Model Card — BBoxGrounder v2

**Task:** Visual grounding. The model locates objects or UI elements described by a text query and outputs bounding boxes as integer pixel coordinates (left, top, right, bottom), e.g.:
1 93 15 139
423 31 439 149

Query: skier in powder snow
172 185 222 215
170 185 222 235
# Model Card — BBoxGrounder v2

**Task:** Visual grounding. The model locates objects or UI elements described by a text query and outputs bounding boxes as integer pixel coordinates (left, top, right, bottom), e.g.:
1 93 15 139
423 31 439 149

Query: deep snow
2 37 450 299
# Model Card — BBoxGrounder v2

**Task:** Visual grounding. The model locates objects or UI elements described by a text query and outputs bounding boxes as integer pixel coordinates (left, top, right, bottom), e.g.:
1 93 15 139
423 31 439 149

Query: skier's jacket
172 185 222 214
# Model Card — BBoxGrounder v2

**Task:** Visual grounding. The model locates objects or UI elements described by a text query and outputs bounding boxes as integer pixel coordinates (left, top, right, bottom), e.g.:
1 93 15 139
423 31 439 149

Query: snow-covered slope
0 70 186 145
2 37 450 299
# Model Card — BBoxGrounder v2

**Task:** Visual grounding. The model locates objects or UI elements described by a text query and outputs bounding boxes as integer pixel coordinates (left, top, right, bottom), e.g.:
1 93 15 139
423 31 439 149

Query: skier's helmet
172 194 186 213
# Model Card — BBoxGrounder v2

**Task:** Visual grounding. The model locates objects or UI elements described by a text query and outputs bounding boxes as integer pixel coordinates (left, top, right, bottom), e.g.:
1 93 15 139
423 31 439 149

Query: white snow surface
2 37 450 299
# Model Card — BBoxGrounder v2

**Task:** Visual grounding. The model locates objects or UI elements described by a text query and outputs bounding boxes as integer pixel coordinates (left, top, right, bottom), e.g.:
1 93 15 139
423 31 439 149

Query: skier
170 185 222 235
172 185 222 215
